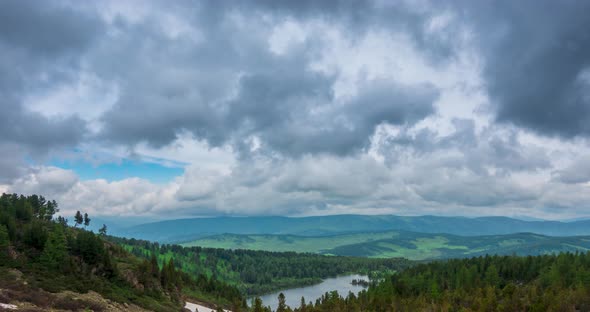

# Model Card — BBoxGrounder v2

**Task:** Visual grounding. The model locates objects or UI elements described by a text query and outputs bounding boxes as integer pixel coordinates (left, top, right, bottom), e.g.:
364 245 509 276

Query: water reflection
258 274 368 309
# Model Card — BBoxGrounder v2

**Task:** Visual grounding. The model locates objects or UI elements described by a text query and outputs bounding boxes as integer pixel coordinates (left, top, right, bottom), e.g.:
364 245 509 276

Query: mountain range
115 214 590 243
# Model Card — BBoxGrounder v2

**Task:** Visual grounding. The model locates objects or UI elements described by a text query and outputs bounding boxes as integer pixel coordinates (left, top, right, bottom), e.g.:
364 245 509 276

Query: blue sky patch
51 158 185 184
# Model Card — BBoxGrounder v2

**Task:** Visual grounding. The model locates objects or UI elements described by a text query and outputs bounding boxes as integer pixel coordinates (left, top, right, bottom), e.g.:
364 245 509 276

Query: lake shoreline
257 274 369 309
249 272 365 298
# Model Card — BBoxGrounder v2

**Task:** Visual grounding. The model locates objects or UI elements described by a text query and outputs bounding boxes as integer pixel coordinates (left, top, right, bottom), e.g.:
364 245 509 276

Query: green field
182 231 590 260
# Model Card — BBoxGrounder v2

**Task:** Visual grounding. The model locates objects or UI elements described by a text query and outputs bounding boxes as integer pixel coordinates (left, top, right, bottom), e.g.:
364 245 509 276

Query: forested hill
112 236 412 296
0 193 244 311
280 252 590 312
119 215 590 243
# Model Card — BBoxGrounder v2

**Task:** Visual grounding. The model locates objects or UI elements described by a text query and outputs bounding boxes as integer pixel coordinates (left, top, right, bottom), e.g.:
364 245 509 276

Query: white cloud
11 166 79 195
553 155 590 184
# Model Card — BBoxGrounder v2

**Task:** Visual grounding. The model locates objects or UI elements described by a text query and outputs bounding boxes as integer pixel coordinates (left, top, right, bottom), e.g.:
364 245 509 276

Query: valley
3 0 589 310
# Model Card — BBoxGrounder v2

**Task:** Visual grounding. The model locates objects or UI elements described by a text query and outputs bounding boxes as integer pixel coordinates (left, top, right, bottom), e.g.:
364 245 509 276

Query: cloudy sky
1 0 590 220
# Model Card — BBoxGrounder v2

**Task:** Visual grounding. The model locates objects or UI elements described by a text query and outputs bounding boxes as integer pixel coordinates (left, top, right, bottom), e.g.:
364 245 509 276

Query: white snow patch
185 301 231 312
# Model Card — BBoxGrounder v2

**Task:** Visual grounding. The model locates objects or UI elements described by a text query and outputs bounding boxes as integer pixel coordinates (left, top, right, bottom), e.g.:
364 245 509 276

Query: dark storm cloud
0 0 103 57
0 0 104 94
95 0 440 156
456 0 590 138
0 144 27 183
0 97 85 151
232 73 436 156
0 0 103 180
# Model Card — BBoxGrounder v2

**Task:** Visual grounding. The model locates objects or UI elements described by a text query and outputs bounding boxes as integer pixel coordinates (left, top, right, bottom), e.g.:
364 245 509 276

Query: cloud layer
1 0 589 219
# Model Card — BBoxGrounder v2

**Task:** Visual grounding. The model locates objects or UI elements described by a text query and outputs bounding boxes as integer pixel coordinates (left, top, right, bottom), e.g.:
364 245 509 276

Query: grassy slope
182 231 590 260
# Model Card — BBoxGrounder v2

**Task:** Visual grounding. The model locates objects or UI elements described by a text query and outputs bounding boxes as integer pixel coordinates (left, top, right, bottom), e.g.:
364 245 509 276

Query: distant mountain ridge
116 214 590 243
183 230 590 260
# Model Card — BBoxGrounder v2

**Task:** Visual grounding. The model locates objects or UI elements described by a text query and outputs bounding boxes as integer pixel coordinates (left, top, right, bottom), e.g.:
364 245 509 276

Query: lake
258 274 368 310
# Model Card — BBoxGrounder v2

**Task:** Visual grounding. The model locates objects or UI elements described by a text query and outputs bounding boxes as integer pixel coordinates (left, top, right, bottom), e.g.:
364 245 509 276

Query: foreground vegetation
0 193 245 311
182 230 590 260
4 193 590 312
113 236 412 296
262 252 590 312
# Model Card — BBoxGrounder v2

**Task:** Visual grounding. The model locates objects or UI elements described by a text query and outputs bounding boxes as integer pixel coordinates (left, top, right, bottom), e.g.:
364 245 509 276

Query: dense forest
110 236 412 295
0 193 244 311
266 253 590 312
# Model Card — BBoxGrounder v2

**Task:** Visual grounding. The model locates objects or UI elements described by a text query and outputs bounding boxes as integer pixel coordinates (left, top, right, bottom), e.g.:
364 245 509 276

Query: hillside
183 231 590 260
118 215 590 243
115 236 412 296
0 194 244 311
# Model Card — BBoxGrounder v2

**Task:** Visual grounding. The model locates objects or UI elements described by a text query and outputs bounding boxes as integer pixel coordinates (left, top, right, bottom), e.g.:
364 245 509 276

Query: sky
1 0 590 220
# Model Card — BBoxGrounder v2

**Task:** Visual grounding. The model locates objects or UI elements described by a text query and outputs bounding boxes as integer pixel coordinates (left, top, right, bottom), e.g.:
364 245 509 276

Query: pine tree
74 211 83 227
102 250 118 279
485 264 501 288
40 225 68 271
429 279 440 301
46 200 59 220
15 198 33 221
150 253 160 278
23 220 47 250
83 213 91 228
253 297 264 312
167 258 177 288
99 224 107 236
57 216 68 227
277 293 287 312
232 299 242 312
161 258 177 290
160 262 168 288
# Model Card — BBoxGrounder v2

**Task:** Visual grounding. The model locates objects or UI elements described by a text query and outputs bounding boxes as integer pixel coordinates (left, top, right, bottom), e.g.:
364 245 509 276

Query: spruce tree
74 211 83 227
99 224 107 236
83 213 91 228
277 293 287 312
150 253 160 278
40 225 68 271
57 216 68 227
102 250 118 279
253 297 264 312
